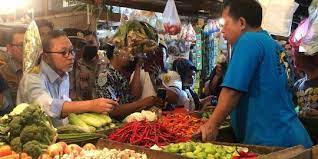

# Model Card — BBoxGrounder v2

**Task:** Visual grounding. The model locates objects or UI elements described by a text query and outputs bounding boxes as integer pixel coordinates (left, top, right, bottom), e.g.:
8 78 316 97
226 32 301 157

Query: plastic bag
289 0 318 56
262 0 299 37
23 21 42 74
180 24 196 42
163 0 181 35
299 0 318 55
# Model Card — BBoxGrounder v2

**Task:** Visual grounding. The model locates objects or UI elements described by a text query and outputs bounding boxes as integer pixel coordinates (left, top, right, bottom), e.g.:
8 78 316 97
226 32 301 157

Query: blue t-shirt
222 30 312 148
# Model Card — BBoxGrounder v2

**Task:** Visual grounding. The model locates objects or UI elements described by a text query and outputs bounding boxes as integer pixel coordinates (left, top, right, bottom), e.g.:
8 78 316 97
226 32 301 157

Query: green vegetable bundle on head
110 20 159 56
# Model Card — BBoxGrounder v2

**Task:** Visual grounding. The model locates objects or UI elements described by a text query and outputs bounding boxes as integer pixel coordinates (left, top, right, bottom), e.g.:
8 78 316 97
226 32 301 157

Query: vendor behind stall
95 45 163 119
198 0 312 148
165 58 211 111
17 30 118 126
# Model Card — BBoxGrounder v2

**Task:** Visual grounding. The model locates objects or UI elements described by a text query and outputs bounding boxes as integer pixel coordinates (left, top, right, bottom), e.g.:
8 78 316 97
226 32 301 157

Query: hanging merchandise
167 40 191 63
195 33 203 70
23 21 43 74
203 20 220 36
201 20 222 79
120 8 131 22
163 0 182 35
297 0 318 56
261 0 299 37
180 23 197 42
129 10 158 28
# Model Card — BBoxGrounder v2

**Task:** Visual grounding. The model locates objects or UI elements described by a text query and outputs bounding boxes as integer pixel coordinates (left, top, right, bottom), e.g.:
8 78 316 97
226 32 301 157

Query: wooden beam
103 0 222 18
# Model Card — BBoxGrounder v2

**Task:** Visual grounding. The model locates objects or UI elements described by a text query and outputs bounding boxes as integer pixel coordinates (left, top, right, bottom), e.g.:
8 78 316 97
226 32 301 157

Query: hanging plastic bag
163 0 181 35
289 0 318 56
262 0 299 37
299 0 318 55
23 20 42 74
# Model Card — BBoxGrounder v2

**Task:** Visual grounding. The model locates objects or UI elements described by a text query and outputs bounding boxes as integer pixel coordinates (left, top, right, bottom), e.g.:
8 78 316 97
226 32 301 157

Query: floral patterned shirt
95 65 134 104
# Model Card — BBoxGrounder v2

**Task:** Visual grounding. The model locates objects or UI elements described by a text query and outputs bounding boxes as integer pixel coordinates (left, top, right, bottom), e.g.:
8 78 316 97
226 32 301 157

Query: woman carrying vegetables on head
95 44 163 119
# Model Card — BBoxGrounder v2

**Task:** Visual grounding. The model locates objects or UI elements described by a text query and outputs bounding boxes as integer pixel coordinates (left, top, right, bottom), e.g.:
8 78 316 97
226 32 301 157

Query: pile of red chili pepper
158 113 205 139
107 121 188 148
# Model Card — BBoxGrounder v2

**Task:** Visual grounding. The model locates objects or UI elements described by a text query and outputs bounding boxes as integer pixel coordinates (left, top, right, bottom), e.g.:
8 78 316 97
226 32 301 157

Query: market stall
0 0 317 159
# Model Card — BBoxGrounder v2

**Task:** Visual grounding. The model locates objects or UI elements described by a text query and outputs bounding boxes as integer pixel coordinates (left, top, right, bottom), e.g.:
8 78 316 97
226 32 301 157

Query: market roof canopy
103 0 223 18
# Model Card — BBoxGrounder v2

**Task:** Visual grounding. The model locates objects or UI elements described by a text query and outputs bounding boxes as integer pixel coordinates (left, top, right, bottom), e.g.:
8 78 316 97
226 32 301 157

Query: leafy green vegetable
22 140 48 159
10 137 22 152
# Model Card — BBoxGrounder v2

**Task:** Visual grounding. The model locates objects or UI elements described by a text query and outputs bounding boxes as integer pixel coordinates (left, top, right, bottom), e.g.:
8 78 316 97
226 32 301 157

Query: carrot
0 153 28 159
0 146 12 157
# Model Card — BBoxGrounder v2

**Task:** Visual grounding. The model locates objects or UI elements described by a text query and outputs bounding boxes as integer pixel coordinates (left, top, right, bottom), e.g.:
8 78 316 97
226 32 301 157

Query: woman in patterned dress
95 45 163 119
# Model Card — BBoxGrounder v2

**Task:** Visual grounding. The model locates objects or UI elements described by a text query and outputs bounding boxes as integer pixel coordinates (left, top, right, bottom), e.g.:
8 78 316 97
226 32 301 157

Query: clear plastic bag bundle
163 0 181 35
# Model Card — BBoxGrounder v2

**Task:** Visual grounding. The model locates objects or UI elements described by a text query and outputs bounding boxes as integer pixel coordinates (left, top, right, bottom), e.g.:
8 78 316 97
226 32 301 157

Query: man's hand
198 120 219 141
90 98 118 114
142 96 164 109
200 95 213 107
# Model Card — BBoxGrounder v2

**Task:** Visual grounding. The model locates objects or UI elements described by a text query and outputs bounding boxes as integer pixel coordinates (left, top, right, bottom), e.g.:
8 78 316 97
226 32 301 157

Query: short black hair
36 19 54 30
102 43 115 60
172 58 196 82
42 30 67 52
224 0 262 28
7 28 26 44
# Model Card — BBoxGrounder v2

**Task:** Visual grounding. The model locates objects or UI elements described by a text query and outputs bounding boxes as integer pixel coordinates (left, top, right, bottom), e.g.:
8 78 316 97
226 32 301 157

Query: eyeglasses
10 43 23 49
45 49 76 58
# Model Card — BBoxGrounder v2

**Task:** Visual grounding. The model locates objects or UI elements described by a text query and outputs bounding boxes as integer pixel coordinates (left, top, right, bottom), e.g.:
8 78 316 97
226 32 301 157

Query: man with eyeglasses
0 28 25 110
17 30 118 126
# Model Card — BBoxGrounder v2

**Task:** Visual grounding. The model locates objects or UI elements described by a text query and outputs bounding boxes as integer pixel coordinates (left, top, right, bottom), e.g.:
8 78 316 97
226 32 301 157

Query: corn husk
23 21 43 74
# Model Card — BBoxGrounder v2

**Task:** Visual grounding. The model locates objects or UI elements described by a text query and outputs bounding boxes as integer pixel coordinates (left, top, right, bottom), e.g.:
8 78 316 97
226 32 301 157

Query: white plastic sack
300 0 318 55
163 0 181 35
261 0 299 37
289 0 318 56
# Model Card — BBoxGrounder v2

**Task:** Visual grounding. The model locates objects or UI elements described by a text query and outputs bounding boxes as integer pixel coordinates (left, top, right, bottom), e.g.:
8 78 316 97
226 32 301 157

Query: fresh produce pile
0 145 32 159
163 142 256 159
158 113 205 139
110 20 159 55
57 113 116 144
123 110 157 123
0 103 57 159
108 121 188 148
54 147 148 159
67 113 116 133
39 142 148 159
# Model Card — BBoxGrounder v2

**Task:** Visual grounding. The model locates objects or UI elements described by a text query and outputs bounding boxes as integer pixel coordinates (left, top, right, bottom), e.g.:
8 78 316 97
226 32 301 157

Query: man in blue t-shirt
198 0 312 148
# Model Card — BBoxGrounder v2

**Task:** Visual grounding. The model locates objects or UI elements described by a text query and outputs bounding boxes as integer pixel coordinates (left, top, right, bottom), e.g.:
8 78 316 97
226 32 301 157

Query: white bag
163 0 181 35
261 0 299 37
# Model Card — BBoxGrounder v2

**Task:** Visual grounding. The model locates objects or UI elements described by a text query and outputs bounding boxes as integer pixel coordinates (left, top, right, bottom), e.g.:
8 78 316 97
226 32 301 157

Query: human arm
130 61 143 98
198 34 262 141
19 74 118 119
61 98 118 118
109 96 162 119
199 87 242 141
161 82 179 104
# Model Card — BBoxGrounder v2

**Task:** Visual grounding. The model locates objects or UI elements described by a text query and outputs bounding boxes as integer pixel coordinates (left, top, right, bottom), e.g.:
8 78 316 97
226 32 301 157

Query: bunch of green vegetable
0 103 56 159
163 142 248 159
110 20 159 55
56 113 115 144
